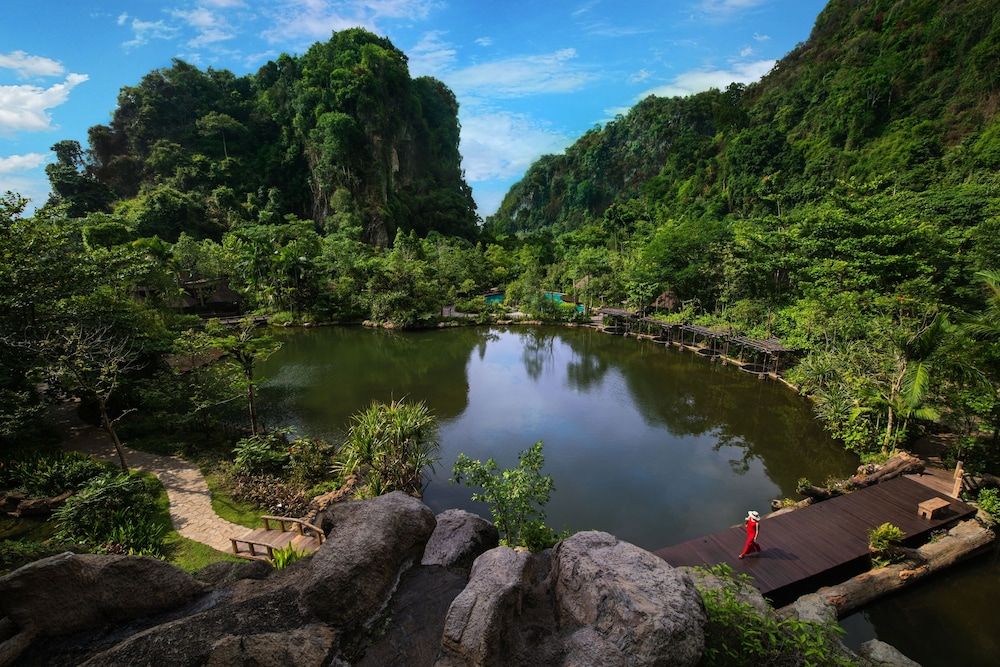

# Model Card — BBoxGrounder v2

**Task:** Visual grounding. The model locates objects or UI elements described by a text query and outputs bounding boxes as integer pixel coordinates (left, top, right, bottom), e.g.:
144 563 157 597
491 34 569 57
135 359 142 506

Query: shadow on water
258 325 857 551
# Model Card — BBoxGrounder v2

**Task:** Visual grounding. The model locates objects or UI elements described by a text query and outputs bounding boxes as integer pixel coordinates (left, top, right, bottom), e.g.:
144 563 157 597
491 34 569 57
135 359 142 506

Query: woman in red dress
738 510 761 559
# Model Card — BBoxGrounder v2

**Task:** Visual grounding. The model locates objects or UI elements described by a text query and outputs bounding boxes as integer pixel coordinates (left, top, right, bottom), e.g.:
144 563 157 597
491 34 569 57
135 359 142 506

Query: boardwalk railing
230 515 325 561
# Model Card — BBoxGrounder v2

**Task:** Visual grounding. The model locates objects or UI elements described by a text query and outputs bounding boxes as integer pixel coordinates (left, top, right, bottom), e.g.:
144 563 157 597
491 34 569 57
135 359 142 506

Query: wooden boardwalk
654 477 976 603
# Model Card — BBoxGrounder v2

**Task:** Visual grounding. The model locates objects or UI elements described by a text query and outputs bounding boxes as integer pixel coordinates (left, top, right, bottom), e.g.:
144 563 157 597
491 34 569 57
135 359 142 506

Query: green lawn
203 470 264 529
145 473 243 572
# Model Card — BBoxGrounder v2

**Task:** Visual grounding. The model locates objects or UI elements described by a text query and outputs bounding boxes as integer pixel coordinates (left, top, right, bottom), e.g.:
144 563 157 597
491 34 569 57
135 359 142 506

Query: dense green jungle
2 0 999 479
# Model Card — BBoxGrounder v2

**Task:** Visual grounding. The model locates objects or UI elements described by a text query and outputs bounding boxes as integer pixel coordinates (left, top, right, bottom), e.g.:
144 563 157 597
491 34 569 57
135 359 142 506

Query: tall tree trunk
882 406 895 454
99 399 129 472
247 381 259 436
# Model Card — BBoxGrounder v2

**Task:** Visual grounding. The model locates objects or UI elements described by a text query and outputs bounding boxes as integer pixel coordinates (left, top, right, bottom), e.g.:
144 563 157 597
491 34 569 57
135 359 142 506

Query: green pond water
256 325 997 664
258 325 855 548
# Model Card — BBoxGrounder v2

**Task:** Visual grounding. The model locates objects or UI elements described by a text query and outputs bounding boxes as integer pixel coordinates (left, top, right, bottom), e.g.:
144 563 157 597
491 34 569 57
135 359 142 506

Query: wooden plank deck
654 476 976 603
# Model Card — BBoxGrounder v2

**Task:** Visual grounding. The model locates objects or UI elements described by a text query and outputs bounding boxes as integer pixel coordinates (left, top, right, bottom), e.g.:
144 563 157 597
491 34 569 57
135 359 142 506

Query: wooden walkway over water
654 477 976 603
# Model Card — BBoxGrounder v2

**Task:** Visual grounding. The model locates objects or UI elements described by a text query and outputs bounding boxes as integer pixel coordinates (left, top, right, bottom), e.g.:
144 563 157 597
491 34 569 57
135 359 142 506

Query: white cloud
408 31 456 76
0 152 48 173
698 0 767 16
739 46 753 57
262 0 438 44
123 18 180 50
0 73 89 132
0 172 50 211
0 51 64 78
172 7 237 48
753 32 770 41
202 0 246 7
572 1 600 17
628 68 651 84
459 111 571 182
640 59 774 98
474 36 492 47
447 48 593 98
116 12 128 26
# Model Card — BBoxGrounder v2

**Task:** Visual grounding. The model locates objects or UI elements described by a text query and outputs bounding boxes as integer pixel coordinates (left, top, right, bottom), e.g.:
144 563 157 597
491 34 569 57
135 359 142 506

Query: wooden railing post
951 460 964 499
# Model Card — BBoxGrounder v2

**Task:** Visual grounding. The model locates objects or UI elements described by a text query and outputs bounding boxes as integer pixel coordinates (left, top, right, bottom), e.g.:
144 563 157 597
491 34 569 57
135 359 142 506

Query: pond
258 325 857 549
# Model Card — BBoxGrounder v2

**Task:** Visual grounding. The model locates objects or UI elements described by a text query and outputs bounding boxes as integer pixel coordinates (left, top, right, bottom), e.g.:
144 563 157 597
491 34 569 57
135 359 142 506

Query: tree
33 326 142 471
452 441 556 550
195 111 245 159
208 318 280 435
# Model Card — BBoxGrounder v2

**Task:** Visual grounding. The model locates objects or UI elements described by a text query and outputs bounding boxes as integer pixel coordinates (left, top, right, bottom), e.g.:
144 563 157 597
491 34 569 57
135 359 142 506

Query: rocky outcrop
422 509 500 571
438 532 707 667
0 552 205 638
305 491 436 628
5 500 717 667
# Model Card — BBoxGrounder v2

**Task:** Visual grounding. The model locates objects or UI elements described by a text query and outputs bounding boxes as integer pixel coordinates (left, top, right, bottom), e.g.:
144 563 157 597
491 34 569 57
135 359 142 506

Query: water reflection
258 326 857 548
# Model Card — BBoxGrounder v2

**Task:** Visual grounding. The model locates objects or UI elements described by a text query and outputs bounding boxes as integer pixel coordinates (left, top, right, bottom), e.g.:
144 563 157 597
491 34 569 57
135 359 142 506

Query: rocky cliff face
0 493 712 667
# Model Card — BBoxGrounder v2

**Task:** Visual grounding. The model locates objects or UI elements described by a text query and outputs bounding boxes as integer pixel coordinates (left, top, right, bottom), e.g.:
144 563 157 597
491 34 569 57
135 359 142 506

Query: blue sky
0 0 827 216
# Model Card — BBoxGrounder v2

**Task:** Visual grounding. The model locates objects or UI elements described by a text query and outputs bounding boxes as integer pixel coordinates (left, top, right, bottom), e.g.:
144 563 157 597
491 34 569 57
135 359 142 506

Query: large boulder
552 531 706 667
438 532 708 667
304 491 437 628
0 552 205 637
422 509 500 571
437 547 533 667
79 577 316 666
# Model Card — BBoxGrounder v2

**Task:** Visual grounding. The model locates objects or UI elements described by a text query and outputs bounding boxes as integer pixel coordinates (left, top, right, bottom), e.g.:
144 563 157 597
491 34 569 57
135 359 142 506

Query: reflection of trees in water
518 328 557 381
555 330 856 495
259 327 491 434
561 329 612 391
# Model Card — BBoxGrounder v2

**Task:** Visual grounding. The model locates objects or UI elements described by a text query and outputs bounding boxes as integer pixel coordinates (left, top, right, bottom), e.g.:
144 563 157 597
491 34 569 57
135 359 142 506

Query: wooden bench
917 497 951 520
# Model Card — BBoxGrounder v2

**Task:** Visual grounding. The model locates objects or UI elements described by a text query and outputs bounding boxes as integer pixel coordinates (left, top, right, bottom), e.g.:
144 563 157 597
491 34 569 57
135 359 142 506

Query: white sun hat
747 510 760 521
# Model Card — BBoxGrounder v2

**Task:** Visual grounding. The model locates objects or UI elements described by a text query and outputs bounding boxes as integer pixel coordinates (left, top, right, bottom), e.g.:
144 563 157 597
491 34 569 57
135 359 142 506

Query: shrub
232 432 290 475
271 544 305 569
219 463 309 516
868 522 905 553
452 440 558 551
5 452 109 497
287 437 336 488
53 472 165 557
976 488 1000 521
696 564 855 667
339 399 440 498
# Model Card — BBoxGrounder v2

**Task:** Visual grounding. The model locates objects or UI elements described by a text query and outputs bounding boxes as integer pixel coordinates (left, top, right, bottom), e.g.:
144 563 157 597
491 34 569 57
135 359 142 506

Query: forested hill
486 0 1000 235
46 28 478 244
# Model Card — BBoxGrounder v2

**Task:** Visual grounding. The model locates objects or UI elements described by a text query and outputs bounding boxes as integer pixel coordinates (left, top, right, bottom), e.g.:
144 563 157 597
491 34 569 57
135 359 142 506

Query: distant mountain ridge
486 0 1000 235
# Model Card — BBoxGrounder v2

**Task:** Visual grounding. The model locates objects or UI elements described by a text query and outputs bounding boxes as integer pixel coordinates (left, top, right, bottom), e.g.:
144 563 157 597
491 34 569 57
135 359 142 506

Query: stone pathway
54 405 247 553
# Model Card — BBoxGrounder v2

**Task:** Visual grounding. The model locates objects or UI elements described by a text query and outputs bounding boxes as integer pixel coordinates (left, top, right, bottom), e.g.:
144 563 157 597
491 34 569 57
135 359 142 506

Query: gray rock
205 624 337 667
785 593 837 625
357 565 468 667
422 509 500 571
81 578 311 666
304 491 436 628
194 559 272 586
858 639 922 667
437 547 532 667
552 531 706 667
0 552 205 637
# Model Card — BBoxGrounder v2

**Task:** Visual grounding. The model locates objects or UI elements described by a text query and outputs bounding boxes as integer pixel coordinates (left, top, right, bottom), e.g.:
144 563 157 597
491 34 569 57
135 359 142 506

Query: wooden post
951 460 964 498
